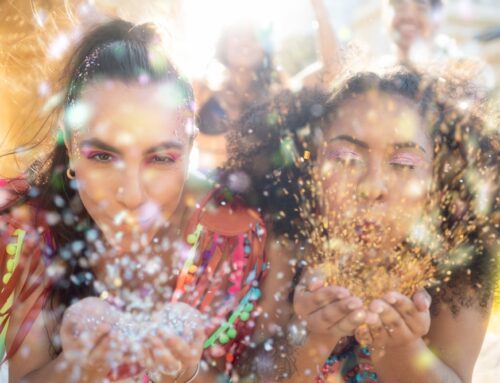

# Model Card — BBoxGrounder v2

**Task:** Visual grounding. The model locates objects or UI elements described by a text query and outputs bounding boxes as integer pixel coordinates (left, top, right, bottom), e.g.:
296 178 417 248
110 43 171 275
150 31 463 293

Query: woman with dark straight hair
1 19 268 382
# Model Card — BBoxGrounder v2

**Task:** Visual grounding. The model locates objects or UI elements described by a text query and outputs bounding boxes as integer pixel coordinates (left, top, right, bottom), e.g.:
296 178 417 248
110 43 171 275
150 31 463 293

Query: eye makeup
389 152 425 169
81 145 182 166
81 148 117 163
145 152 181 165
325 147 364 165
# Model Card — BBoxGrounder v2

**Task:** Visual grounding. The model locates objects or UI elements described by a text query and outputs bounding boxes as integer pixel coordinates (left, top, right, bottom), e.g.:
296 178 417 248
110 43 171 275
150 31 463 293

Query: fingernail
348 301 361 310
354 311 366 322
387 295 397 304
372 305 384 314
366 313 377 324
337 292 350 299
425 296 432 308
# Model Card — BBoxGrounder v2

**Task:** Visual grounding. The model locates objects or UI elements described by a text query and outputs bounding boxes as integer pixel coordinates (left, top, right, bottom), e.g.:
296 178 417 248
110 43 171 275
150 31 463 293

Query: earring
66 168 76 180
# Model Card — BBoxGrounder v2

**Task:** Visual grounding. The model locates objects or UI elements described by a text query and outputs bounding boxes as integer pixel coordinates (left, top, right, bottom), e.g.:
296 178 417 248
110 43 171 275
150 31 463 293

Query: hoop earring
66 168 76 180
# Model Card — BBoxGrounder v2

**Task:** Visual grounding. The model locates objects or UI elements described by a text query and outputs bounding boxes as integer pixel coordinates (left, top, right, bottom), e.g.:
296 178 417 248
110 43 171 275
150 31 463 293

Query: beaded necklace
316 341 379 383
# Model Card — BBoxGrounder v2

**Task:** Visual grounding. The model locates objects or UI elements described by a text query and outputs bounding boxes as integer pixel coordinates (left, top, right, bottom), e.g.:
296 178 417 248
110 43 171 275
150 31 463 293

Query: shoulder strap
172 188 268 373
0 216 51 364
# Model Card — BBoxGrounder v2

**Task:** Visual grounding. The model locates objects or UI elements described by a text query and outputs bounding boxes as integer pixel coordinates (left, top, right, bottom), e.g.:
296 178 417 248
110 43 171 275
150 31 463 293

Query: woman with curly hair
226 70 498 382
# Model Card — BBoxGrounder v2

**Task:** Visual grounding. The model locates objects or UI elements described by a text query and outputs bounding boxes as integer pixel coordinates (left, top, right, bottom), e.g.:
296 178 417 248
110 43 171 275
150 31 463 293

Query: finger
413 289 432 312
139 337 157 370
372 299 411 339
87 333 113 369
167 336 200 362
365 311 389 349
158 328 198 362
295 286 346 317
355 324 373 347
308 296 363 329
305 270 327 292
329 309 367 337
385 292 424 334
80 322 111 355
150 336 180 372
190 327 207 350
312 293 360 315
390 292 430 337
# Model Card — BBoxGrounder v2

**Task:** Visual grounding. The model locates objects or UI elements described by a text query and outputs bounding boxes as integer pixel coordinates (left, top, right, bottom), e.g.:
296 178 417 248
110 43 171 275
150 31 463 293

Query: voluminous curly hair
225 70 499 314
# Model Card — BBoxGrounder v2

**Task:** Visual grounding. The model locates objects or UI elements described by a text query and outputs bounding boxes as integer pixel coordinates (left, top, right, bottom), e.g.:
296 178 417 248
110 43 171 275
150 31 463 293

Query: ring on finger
384 325 395 333
157 360 183 377
371 326 383 337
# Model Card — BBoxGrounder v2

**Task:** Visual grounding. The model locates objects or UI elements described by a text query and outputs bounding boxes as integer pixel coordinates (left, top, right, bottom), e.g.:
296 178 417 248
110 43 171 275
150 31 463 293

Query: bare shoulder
426 295 492 382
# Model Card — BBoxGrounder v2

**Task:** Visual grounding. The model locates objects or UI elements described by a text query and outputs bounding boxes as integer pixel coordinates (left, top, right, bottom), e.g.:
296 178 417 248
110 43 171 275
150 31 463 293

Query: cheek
388 177 430 232
321 180 359 222
143 167 187 209
75 162 120 207
401 177 431 201
320 161 359 200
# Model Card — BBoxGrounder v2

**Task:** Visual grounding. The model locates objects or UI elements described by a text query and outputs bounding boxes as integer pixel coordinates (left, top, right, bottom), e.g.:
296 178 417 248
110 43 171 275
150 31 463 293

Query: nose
116 165 145 211
357 162 388 203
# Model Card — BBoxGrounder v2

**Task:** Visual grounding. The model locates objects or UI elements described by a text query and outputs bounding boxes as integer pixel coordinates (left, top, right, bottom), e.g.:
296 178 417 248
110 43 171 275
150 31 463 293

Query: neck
227 66 255 91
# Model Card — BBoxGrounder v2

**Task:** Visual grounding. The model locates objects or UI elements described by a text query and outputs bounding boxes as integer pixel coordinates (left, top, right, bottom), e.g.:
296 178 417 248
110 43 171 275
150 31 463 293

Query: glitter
53 195 65 207
111 276 123 288
45 211 61 225
114 211 127 226
64 101 93 131
264 339 274 351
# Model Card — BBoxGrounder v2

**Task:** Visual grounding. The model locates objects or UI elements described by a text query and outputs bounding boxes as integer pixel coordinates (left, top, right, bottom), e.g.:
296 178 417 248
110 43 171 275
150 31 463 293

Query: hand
142 303 206 381
60 297 127 376
355 289 432 356
293 269 367 345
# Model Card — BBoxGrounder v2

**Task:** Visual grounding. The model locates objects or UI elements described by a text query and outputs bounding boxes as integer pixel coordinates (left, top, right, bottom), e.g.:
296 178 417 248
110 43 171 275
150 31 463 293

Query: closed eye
326 149 364 166
389 153 421 170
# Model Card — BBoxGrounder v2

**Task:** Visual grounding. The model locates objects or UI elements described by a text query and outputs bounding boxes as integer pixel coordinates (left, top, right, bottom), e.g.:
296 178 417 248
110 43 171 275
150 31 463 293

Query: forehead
327 92 429 147
68 81 192 147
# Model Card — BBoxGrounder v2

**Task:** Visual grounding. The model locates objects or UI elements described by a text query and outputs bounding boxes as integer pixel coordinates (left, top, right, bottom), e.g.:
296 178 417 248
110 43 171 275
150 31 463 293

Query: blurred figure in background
194 0 342 174
384 0 449 65
194 19 281 172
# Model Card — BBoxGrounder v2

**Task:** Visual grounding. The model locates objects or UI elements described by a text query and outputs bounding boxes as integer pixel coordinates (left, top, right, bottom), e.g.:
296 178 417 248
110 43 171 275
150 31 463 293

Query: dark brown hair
1 19 195 355
226 70 499 313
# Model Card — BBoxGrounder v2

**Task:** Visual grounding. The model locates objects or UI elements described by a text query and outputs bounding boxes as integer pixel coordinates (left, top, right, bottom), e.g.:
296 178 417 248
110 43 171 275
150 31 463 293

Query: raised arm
311 0 342 81
296 0 342 89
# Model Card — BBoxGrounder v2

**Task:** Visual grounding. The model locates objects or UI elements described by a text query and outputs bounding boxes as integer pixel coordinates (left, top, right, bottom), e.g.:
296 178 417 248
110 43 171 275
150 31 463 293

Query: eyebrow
143 141 184 155
79 139 184 156
329 135 427 154
79 139 122 154
393 142 427 153
329 135 369 149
